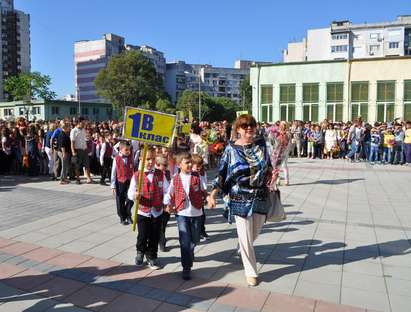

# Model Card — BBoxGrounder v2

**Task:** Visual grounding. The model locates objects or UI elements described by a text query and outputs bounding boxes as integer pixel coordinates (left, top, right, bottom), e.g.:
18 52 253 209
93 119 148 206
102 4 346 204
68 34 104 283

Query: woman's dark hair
234 114 257 132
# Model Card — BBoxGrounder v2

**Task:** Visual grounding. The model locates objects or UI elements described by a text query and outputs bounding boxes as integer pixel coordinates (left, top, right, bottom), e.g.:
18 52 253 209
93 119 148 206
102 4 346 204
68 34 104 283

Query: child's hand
165 205 175 214
135 192 141 201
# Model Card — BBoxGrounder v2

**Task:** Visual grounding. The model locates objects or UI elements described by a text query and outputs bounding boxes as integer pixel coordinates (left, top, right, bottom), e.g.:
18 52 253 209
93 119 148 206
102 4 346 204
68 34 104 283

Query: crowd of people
1 114 410 286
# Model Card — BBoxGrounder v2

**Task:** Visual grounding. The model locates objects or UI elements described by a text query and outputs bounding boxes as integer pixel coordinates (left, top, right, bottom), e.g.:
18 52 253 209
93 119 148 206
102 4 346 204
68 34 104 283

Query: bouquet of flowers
265 125 291 190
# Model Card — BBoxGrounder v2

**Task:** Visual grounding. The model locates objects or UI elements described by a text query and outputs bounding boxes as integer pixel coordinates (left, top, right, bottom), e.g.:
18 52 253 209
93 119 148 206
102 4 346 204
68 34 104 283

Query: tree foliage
176 90 238 122
155 98 176 114
94 50 165 114
240 75 252 113
4 72 56 102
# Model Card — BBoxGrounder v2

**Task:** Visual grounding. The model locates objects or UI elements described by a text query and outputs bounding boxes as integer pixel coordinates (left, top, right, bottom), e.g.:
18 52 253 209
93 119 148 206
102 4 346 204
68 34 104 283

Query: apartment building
74 33 165 103
283 15 411 62
0 0 30 100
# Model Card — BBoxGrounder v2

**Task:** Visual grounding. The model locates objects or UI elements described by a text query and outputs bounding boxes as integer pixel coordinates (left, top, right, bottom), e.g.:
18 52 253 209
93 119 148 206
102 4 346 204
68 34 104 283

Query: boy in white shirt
164 152 208 280
127 148 169 269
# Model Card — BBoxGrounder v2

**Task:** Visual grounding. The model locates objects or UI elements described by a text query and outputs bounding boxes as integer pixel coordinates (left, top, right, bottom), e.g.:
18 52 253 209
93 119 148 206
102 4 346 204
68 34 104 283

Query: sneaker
182 268 191 280
147 258 160 270
135 254 144 266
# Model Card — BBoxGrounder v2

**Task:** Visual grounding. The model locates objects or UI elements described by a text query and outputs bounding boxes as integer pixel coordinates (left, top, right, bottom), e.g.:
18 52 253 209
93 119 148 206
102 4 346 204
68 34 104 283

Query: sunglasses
239 123 256 130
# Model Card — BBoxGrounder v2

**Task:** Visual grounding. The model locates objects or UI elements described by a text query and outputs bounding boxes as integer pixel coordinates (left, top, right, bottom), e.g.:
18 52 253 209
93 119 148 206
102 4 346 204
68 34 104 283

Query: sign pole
132 143 148 232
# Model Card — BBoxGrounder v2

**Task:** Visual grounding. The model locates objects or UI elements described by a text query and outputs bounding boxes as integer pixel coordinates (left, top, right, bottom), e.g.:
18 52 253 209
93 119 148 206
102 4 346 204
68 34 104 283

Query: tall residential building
165 61 249 105
0 0 30 100
74 33 165 103
283 15 411 62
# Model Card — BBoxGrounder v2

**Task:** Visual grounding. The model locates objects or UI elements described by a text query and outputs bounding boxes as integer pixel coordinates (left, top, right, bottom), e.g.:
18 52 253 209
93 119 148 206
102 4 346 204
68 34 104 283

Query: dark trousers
200 207 206 235
100 157 112 182
159 211 170 248
176 215 202 270
115 180 133 220
313 143 322 159
136 214 162 260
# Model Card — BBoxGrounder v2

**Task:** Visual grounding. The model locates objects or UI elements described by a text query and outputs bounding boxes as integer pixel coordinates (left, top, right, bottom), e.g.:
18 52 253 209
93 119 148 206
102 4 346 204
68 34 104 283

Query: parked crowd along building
251 56 411 123
0 0 30 100
283 15 411 62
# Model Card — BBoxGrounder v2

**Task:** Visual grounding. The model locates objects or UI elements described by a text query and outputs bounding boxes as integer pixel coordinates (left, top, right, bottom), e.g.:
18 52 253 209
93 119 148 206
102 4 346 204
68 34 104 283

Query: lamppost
77 86 81 116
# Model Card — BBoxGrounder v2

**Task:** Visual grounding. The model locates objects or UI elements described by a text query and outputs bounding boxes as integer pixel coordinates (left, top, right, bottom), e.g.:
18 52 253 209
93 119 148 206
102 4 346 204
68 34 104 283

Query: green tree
155 98 176 114
240 75 252 112
4 72 56 120
94 50 165 114
4 72 56 101
176 90 209 120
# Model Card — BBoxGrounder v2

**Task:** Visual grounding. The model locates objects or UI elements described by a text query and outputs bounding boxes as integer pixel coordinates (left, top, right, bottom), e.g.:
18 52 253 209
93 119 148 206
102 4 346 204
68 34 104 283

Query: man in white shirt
70 117 92 184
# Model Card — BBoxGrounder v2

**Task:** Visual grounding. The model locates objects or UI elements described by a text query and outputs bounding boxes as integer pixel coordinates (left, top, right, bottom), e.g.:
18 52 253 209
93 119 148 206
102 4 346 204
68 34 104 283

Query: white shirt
127 170 169 218
70 127 87 150
164 172 206 217
110 154 130 189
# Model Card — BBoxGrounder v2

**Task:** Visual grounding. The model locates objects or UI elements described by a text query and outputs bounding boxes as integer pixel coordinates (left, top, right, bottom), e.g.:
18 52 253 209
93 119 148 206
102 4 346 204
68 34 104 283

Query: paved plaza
0 158 411 311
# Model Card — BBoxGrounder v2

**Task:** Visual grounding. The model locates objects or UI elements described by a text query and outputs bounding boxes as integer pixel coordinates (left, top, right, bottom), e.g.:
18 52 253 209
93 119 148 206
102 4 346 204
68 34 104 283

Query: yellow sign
176 111 185 122
236 110 249 117
181 123 191 134
123 107 176 147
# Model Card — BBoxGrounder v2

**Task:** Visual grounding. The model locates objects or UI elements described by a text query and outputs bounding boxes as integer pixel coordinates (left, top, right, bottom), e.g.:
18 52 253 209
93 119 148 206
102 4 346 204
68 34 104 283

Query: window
93 108 99 115
327 82 344 102
369 45 379 54
369 33 379 40
32 107 40 115
70 107 77 115
377 81 395 102
303 104 318 122
18 108 24 115
331 45 348 53
3 108 13 116
280 104 295 122
389 42 399 49
261 85 272 104
377 81 395 122
303 83 319 103
106 108 113 118
351 103 368 122
332 34 348 40
261 105 273 123
279 84 295 103
51 107 59 115
81 107 89 115
351 82 368 102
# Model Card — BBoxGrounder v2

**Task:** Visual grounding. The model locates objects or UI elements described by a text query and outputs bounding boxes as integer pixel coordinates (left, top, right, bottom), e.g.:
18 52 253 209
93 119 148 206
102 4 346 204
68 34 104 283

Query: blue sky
15 0 411 98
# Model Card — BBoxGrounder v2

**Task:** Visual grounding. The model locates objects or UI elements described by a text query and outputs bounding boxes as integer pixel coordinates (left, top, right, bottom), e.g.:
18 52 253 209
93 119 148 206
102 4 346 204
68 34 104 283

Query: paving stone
65 284 122 311
99 293 161 312
262 292 316 312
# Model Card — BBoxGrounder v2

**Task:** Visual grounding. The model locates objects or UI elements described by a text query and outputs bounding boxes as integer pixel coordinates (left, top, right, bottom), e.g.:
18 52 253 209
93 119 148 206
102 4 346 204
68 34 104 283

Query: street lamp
184 69 201 121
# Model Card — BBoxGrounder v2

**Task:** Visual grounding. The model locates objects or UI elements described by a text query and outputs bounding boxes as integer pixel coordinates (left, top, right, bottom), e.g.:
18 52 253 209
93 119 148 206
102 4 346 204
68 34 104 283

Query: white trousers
235 214 266 278
44 147 54 175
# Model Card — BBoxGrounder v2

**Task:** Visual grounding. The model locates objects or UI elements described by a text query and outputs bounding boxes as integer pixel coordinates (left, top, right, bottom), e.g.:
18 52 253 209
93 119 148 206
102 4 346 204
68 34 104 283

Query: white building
283 16 411 62
165 61 250 105
0 0 31 100
74 33 165 103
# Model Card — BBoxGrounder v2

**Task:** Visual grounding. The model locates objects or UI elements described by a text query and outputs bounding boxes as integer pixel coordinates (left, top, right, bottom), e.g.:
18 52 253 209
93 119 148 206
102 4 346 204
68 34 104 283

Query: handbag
266 189 286 222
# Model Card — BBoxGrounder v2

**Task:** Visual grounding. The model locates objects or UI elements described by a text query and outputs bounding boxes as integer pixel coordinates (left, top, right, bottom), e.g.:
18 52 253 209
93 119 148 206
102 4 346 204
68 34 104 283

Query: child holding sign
164 152 209 280
127 147 169 269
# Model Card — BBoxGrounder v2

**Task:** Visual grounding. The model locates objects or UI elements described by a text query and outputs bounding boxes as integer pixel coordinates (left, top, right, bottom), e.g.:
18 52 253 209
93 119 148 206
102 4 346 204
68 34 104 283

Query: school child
164 152 207 280
369 128 381 164
405 121 411 165
110 141 134 225
127 147 169 269
155 154 172 252
382 128 395 164
191 154 209 241
312 125 322 159
393 125 405 165
306 125 314 159
100 134 113 185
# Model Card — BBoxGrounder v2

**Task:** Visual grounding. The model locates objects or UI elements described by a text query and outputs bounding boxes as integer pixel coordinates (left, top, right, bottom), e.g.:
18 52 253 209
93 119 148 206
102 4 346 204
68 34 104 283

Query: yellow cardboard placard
236 110 249 117
181 123 191 135
123 107 176 147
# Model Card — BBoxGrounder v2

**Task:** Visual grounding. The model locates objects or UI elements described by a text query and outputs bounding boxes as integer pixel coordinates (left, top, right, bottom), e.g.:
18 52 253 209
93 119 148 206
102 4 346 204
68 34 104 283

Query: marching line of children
110 141 211 280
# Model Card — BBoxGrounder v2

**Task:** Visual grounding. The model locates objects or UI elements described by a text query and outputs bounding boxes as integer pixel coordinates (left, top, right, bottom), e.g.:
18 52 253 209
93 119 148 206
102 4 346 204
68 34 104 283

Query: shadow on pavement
290 178 365 186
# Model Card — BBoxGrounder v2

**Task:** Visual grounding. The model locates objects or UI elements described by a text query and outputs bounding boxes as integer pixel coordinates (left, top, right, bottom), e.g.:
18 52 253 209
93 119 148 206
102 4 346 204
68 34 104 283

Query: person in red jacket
110 141 134 225
164 151 209 280
127 147 169 270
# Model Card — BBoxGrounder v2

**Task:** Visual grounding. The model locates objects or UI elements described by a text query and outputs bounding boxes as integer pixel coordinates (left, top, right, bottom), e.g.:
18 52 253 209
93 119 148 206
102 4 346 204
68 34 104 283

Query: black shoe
135 253 144 266
146 258 160 270
182 269 191 280
122 219 129 225
127 216 133 224
119 218 125 224
100 180 106 185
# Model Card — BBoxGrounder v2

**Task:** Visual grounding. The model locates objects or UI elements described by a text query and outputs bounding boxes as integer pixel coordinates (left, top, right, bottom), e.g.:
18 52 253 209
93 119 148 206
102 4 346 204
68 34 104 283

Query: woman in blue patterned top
207 114 272 287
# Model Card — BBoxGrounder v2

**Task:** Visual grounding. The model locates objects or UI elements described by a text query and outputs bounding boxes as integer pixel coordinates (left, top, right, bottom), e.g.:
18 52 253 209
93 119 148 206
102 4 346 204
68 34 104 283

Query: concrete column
319 82 327 121
295 83 303 120
273 84 280 122
396 80 404 120
369 81 377 123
